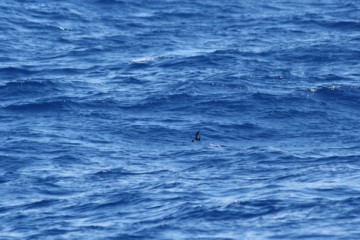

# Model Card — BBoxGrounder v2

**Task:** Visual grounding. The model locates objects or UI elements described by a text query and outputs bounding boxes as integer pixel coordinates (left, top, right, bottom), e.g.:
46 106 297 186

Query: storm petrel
192 131 201 142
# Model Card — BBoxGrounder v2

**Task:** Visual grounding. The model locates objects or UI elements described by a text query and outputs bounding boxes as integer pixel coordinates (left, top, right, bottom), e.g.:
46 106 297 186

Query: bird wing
195 131 200 138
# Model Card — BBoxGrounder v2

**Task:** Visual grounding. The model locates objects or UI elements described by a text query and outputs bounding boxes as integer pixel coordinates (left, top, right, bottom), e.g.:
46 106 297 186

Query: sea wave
1 0 360 239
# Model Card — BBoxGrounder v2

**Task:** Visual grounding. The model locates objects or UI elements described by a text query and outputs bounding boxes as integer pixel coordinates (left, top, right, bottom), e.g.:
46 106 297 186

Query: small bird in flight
192 130 201 142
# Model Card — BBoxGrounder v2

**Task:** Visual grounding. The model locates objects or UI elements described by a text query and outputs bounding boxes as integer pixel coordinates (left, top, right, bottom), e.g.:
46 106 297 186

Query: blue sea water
1 0 360 239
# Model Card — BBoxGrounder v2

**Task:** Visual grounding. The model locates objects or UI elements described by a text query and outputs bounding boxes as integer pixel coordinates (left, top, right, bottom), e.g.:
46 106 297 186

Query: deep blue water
1 0 360 239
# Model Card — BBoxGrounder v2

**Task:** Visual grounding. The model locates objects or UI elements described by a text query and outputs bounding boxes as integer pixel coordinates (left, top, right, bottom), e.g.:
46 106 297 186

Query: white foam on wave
130 57 160 63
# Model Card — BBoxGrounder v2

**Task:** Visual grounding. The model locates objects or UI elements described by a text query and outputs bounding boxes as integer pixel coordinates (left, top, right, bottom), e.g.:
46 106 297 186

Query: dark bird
192 131 201 142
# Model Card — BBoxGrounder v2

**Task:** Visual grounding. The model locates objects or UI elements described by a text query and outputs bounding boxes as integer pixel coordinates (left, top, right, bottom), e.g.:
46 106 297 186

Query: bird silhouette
192 130 201 142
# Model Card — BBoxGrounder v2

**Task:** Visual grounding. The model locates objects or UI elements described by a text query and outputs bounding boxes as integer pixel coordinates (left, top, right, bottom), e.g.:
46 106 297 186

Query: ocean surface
1 0 360 239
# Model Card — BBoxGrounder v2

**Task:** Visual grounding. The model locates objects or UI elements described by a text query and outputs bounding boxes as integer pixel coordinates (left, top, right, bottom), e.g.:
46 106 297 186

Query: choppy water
1 0 360 239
